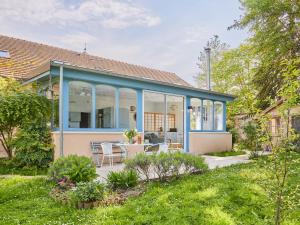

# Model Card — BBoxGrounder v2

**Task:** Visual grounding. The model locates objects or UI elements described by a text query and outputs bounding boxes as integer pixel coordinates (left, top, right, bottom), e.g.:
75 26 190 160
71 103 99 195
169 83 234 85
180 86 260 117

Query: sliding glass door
144 91 184 149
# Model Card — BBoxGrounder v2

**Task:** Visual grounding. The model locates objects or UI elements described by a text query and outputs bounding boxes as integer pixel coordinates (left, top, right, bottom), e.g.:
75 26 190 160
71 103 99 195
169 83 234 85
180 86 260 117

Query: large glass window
96 85 116 128
69 81 92 128
119 88 137 129
144 91 185 149
203 100 213 130
166 95 184 148
214 102 224 131
144 92 165 144
190 98 202 130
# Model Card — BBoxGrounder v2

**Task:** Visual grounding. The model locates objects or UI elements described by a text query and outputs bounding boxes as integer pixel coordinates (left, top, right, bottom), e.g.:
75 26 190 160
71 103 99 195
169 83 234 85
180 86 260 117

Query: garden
0 153 299 225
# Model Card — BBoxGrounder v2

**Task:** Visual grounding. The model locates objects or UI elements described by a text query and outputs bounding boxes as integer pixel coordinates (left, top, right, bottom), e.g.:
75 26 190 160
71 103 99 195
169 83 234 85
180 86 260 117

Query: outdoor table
113 143 159 158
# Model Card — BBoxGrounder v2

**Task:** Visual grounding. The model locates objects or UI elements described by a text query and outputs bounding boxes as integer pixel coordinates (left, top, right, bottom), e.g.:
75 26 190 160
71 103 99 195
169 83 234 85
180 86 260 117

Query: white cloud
0 0 161 29
182 26 210 44
54 32 97 52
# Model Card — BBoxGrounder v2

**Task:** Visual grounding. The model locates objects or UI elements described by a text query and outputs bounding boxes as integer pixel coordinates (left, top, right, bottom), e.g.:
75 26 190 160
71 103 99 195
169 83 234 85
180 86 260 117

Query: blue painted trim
136 89 143 132
91 84 96 128
63 80 69 130
212 100 215 130
185 96 190 153
115 88 119 128
51 66 233 102
201 99 204 131
223 102 227 131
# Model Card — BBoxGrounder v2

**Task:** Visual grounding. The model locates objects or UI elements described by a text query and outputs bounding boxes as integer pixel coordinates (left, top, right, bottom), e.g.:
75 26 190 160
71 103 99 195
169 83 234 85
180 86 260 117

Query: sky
0 0 248 86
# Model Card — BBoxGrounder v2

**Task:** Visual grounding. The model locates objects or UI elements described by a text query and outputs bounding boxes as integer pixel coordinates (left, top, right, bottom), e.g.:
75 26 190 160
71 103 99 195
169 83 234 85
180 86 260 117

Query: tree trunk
275 194 282 225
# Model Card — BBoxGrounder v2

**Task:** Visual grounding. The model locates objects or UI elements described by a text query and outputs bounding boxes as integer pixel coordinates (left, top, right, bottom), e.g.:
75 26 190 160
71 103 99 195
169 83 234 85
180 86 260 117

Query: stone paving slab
96 153 254 182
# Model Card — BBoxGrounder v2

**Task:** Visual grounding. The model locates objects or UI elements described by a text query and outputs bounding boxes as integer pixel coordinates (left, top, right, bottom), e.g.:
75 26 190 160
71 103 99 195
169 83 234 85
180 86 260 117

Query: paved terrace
96 154 251 182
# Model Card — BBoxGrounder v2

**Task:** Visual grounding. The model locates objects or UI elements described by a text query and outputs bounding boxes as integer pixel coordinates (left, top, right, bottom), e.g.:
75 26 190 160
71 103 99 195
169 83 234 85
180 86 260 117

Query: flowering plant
124 128 138 143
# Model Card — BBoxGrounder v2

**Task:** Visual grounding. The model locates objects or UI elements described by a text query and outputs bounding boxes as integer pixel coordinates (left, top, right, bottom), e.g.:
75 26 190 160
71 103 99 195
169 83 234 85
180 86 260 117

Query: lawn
0 155 299 225
205 150 247 157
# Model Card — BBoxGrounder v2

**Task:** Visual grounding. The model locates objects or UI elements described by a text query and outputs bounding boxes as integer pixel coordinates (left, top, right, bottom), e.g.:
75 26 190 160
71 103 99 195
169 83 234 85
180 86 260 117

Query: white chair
157 143 169 154
100 142 123 167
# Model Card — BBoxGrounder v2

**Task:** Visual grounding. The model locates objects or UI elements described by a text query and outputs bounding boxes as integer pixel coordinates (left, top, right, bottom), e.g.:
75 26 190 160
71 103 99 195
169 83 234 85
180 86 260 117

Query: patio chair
157 143 169 154
100 142 124 167
90 142 102 167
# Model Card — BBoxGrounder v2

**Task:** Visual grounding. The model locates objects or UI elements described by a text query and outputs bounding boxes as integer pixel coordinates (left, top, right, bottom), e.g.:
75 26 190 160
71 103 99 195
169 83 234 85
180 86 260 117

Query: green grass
0 158 48 176
0 155 299 225
205 150 247 157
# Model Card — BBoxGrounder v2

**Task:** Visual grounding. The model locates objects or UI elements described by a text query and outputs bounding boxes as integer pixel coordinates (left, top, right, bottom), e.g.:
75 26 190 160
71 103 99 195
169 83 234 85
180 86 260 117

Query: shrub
12 123 54 168
180 153 208 174
48 155 97 183
69 181 105 203
126 152 208 182
107 170 138 190
125 153 152 181
152 153 174 181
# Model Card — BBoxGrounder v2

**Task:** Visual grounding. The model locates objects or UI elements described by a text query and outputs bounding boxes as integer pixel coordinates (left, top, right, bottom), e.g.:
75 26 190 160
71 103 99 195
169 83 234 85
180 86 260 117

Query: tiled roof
0 35 192 87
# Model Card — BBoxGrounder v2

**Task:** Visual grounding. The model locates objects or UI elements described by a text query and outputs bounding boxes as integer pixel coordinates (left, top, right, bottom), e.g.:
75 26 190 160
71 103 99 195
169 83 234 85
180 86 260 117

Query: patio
96 154 251 182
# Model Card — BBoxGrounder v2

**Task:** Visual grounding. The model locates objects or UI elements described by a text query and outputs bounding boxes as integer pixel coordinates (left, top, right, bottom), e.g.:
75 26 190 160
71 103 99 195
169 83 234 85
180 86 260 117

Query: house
262 100 300 144
235 100 300 146
0 35 234 158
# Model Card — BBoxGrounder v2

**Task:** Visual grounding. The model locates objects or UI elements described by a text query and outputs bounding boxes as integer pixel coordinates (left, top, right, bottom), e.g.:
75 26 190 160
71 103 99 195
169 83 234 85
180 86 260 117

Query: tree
195 35 229 89
0 78 51 159
212 44 259 117
230 0 300 108
258 59 300 225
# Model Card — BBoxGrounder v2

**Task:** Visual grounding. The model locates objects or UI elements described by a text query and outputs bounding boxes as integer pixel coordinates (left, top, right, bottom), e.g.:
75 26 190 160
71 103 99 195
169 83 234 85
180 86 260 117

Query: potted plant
69 181 105 209
124 128 138 144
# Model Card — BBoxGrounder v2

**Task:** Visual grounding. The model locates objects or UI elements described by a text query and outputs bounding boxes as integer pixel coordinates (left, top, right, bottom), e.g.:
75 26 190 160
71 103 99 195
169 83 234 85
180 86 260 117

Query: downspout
59 65 64 157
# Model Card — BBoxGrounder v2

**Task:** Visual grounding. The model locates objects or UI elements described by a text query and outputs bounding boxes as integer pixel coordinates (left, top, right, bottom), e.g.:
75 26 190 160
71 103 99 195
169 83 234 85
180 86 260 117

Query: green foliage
205 150 246 157
231 0 300 107
1 157 299 224
48 155 97 184
123 128 138 143
69 181 105 203
257 59 300 224
126 152 208 182
107 170 138 190
195 35 229 89
242 121 262 155
125 152 152 181
12 123 53 168
0 78 51 158
0 158 48 176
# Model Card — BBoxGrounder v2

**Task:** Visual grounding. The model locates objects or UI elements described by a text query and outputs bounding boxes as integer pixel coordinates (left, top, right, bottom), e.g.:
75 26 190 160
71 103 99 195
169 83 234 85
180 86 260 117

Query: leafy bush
125 152 208 182
69 181 105 202
48 155 97 183
179 153 208 174
12 123 54 168
125 153 152 181
0 158 48 175
107 170 138 190
152 153 174 181
242 122 263 153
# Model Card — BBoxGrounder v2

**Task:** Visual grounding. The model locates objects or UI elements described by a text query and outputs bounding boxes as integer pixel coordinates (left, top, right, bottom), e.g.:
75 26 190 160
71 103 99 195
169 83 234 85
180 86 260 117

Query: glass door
143 91 185 150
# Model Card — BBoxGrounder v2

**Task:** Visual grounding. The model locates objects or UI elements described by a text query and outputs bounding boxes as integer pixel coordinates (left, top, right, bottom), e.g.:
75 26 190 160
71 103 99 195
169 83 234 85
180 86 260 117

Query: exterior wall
52 131 232 159
52 132 144 160
189 132 232 155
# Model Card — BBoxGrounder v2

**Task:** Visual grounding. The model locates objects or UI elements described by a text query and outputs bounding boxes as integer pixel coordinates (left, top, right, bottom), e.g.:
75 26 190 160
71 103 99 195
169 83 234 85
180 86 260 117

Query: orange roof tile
0 35 192 87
